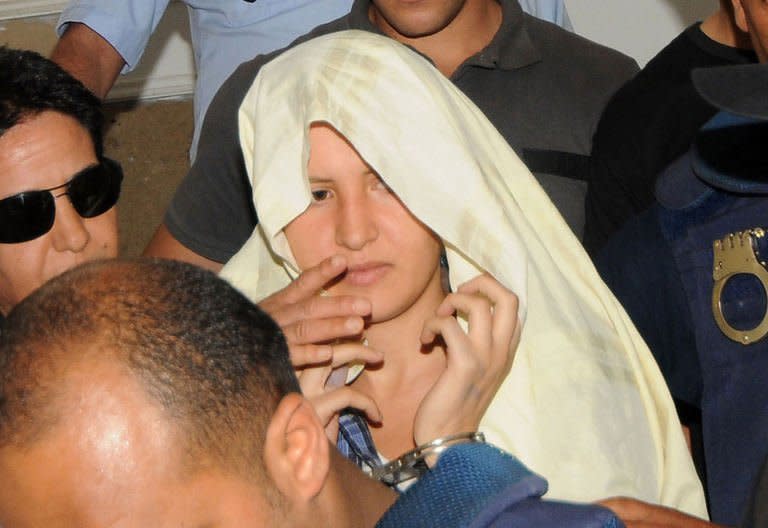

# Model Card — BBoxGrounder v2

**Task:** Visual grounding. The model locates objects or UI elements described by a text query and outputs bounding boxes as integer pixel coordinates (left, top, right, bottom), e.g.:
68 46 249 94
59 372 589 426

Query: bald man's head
0 259 400 527
0 258 299 477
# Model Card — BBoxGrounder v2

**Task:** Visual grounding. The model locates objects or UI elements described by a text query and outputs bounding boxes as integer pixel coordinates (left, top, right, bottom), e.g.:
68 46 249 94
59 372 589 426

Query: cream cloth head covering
221 31 706 516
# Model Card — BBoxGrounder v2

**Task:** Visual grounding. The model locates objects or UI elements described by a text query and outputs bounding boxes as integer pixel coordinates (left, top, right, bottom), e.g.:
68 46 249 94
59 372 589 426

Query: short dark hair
0 46 104 158
0 258 299 481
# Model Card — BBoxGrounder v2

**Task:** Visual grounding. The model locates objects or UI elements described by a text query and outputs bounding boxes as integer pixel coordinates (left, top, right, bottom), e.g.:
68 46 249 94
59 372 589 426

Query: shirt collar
348 0 541 71
348 0 382 33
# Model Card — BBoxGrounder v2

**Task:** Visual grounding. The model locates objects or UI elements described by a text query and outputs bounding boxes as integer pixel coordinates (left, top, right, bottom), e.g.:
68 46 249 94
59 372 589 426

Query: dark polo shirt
165 0 637 262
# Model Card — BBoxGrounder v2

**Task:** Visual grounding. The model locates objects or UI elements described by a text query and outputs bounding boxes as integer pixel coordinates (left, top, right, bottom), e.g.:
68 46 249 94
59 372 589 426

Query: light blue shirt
519 0 571 30
58 0 570 159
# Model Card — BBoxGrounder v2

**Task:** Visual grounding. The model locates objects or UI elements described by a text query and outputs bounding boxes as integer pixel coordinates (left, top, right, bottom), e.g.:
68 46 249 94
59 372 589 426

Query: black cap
655 64 768 207
692 63 768 120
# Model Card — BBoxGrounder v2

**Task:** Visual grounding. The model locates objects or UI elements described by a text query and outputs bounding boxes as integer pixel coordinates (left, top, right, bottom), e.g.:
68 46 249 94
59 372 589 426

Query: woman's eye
311 189 331 202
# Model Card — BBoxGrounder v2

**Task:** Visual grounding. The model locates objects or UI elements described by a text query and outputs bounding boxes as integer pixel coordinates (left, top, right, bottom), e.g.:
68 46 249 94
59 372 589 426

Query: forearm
143 224 224 273
51 22 124 99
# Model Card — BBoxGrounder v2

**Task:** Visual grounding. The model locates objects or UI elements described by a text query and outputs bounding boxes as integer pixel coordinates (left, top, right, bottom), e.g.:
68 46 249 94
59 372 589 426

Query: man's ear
264 392 330 503
732 0 749 33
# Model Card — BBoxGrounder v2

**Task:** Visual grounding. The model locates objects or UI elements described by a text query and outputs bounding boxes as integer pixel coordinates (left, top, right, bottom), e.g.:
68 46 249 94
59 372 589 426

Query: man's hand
599 498 725 528
413 274 520 447
259 255 372 367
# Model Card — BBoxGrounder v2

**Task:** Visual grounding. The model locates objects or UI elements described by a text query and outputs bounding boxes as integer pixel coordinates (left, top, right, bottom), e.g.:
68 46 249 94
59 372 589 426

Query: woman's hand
296 341 383 441
258 255 372 367
259 255 383 441
413 274 520 446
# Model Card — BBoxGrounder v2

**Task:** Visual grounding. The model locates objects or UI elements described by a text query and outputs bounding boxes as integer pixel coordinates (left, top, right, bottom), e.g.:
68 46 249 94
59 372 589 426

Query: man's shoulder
637 25 703 79
611 23 754 106
284 12 357 50
520 14 638 78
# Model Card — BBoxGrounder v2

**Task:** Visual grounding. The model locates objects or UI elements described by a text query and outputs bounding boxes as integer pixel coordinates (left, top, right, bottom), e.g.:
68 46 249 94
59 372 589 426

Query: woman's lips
343 262 391 287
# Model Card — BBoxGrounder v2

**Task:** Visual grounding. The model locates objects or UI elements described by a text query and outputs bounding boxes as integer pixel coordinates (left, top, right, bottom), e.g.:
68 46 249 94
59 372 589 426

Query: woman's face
0 111 118 315
284 124 443 323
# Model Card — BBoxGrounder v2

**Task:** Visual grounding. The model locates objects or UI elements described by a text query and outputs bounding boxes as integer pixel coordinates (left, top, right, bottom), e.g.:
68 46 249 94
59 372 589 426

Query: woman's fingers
457 274 519 351
312 387 382 427
297 362 332 397
288 323 380 369
297 341 383 395
257 255 374 367
258 254 371 345
413 274 520 446
325 341 383 368
281 310 366 347
289 343 333 367
420 314 477 372
434 292 493 354
260 254 347 308
296 341 383 371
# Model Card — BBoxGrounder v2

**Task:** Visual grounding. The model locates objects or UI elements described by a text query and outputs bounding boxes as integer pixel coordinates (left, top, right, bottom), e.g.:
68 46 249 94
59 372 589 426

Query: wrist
372 431 485 486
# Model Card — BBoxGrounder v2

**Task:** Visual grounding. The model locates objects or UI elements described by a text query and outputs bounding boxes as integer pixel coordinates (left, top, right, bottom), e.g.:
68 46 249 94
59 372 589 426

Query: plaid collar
337 410 381 475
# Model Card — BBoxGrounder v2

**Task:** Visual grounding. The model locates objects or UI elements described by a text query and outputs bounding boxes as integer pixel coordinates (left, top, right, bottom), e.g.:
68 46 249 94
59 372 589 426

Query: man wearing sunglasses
0 47 121 321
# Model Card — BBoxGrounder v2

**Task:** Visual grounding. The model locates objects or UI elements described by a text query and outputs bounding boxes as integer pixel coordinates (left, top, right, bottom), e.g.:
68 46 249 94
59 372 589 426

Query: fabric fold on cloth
220 30 706 516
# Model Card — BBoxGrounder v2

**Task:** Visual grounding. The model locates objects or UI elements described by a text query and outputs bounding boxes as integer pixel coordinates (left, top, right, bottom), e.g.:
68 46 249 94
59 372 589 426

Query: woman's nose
335 196 379 250
50 196 90 253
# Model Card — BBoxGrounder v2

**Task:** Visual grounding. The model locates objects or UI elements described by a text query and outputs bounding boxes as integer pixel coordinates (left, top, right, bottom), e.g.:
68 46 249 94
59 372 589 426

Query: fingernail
353 299 371 315
345 317 363 332
330 255 345 268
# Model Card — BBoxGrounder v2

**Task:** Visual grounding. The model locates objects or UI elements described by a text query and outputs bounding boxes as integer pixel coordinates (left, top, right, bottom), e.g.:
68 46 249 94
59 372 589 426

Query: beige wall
568 0 719 66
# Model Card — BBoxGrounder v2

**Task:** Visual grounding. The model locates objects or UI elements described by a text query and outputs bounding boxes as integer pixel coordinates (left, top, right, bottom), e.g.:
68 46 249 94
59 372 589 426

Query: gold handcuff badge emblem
712 227 768 345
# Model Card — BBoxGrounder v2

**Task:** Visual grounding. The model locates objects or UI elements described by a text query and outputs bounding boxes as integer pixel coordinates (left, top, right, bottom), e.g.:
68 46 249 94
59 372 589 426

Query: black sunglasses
0 158 123 244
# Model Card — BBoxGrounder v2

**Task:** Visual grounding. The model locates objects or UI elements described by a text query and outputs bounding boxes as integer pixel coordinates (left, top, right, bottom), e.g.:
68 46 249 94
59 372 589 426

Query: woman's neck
361 271 447 393
352 268 448 458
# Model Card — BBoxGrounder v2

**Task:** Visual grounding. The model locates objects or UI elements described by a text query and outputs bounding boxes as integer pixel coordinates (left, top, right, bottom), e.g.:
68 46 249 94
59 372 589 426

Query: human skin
50 22 124 99
0 111 118 315
141 0 502 266
0 359 277 527
284 125 445 326
369 0 469 38
733 0 768 62
282 124 519 457
369 0 502 76
599 498 724 528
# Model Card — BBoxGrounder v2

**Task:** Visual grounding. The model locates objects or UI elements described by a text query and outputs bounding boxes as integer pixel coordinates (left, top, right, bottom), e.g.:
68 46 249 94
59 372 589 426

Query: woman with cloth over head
220 30 707 517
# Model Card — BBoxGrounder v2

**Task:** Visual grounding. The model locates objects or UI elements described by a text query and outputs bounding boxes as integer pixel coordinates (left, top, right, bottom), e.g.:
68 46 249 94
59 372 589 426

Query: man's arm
50 22 124 99
142 57 265 267
143 225 223 272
